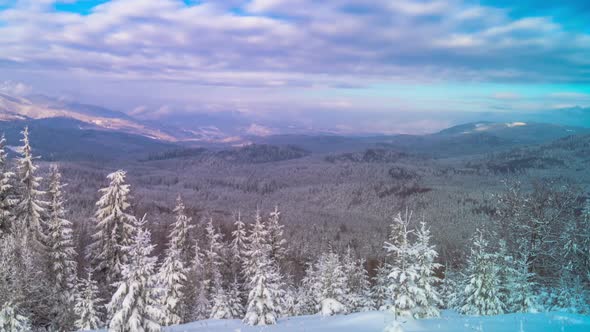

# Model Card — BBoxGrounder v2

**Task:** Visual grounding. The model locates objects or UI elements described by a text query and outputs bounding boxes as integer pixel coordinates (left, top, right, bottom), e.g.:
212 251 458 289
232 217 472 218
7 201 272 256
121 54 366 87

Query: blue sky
0 0 589 134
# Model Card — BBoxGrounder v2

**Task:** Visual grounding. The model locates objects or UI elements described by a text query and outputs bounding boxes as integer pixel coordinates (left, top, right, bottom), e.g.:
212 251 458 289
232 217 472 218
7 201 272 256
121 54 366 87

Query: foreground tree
0 303 31 332
46 165 78 330
384 211 420 318
413 222 442 318
459 230 504 316
108 216 161 332
14 127 47 246
88 170 136 294
158 245 188 326
74 269 103 331
0 134 15 235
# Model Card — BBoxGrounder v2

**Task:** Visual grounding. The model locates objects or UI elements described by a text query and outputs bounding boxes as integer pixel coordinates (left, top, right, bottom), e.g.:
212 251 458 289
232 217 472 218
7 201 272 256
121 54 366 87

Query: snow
124 310 590 332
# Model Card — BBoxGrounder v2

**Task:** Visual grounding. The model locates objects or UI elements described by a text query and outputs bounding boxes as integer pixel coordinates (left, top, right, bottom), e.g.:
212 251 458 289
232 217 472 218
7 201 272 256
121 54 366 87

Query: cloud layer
0 0 589 133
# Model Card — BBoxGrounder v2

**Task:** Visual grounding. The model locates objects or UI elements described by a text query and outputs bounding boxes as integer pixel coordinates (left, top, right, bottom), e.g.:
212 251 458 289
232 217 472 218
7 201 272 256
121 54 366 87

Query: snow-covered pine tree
46 164 78 331
203 218 224 302
373 263 392 311
508 255 538 313
314 251 349 316
158 245 188 326
267 206 287 264
413 221 442 318
243 211 283 326
294 263 318 316
14 127 47 246
554 272 588 314
342 247 365 312
158 196 193 326
74 268 103 331
459 229 504 316
210 285 232 319
227 279 245 318
170 195 193 266
0 302 31 332
384 211 420 318
243 255 283 325
0 134 15 235
187 240 210 320
107 215 161 332
88 170 136 294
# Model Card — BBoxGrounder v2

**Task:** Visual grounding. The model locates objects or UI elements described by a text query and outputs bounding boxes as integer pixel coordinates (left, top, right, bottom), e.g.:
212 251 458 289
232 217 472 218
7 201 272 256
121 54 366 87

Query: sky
0 0 589 134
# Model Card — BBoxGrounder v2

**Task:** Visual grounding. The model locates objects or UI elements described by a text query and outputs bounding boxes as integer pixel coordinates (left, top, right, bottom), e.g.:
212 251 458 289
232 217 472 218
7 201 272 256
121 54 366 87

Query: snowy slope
148 310 590 332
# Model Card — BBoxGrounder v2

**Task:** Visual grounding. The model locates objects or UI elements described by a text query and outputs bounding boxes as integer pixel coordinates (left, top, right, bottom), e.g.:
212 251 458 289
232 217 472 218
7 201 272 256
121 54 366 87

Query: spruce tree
459 229 504 316
0 302 31 332
14 127 47 246
74 269 103 331
210 285 232 319
107 215 161 332
314 251 349 316
413 221 442 318
267 206 287 264
158 196 192 326
384 212 420 318
46 164 78 330
0 134 15 236
88 170 136 293
243 212 283 325
170 195 193 266
373 263 392 311
158 246 188 326
204 218 223 301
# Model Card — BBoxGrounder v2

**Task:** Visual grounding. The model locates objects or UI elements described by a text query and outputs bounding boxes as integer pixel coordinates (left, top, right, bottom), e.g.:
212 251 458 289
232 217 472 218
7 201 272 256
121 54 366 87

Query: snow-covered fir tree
384 211 420 318
413 221 442 318
243 211 283 325
46 164 78 331
294 263 318 316
74 268 103 331
314 251 349 316
108 215 161 332
342 247 374 312
243 257 283 325
88 170 136 293
267 206 287 264
508 255 539 313
0 134 15 235
170 195 193 266
158 245 188 326
228 279 245 318
554 272 588 314
14 127 47 246
459 229 504 316
210 285 233 319
187 240 210 320
0 302 31 332
203 218 224 301
373 263 392 311
158 197 193 326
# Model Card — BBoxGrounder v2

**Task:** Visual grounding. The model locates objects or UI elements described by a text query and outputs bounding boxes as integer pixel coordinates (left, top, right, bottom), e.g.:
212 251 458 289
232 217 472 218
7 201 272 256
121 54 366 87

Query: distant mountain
0 117 177 161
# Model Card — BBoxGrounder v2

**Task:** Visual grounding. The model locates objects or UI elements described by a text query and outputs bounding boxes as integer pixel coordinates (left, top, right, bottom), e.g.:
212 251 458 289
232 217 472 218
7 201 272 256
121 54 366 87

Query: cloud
0 80 32 95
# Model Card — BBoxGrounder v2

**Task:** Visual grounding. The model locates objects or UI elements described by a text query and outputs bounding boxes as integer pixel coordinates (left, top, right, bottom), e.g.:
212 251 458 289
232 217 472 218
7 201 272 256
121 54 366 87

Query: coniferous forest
1 128 589 331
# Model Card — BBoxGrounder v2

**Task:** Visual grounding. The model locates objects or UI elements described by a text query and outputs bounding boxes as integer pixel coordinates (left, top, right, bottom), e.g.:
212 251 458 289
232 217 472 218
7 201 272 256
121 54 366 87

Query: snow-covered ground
161 310 590 332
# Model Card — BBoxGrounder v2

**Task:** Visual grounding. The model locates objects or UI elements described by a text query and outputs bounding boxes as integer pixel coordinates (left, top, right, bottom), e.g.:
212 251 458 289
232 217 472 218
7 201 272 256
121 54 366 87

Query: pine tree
170 195 193 266
243 259 282 325
342 247 366 312
14 127 47 246
413 221 442 318
203 218 223 301
46 164 78 330
88 170 136 293
0 134 15 236
294 263 318 315
158 196 192 326
187 240 210 320
74 269 103 331
267 206 287 264
227 279 245 318
459 229 504 316
107 215 161 332
508 256 538 313
0 302 31 332
314 251 349 316
373 263 392 311
158 246 188 326
243 212 283 326
210 285 232 319
384 212 420 318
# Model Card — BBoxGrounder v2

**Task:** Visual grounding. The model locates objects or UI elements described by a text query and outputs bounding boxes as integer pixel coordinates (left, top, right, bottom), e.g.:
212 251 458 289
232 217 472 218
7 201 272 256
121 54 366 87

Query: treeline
0 128 589 332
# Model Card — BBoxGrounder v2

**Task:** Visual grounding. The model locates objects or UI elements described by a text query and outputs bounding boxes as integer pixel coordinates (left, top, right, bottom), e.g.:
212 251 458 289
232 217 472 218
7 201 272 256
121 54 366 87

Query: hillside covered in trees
0 128 589 332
